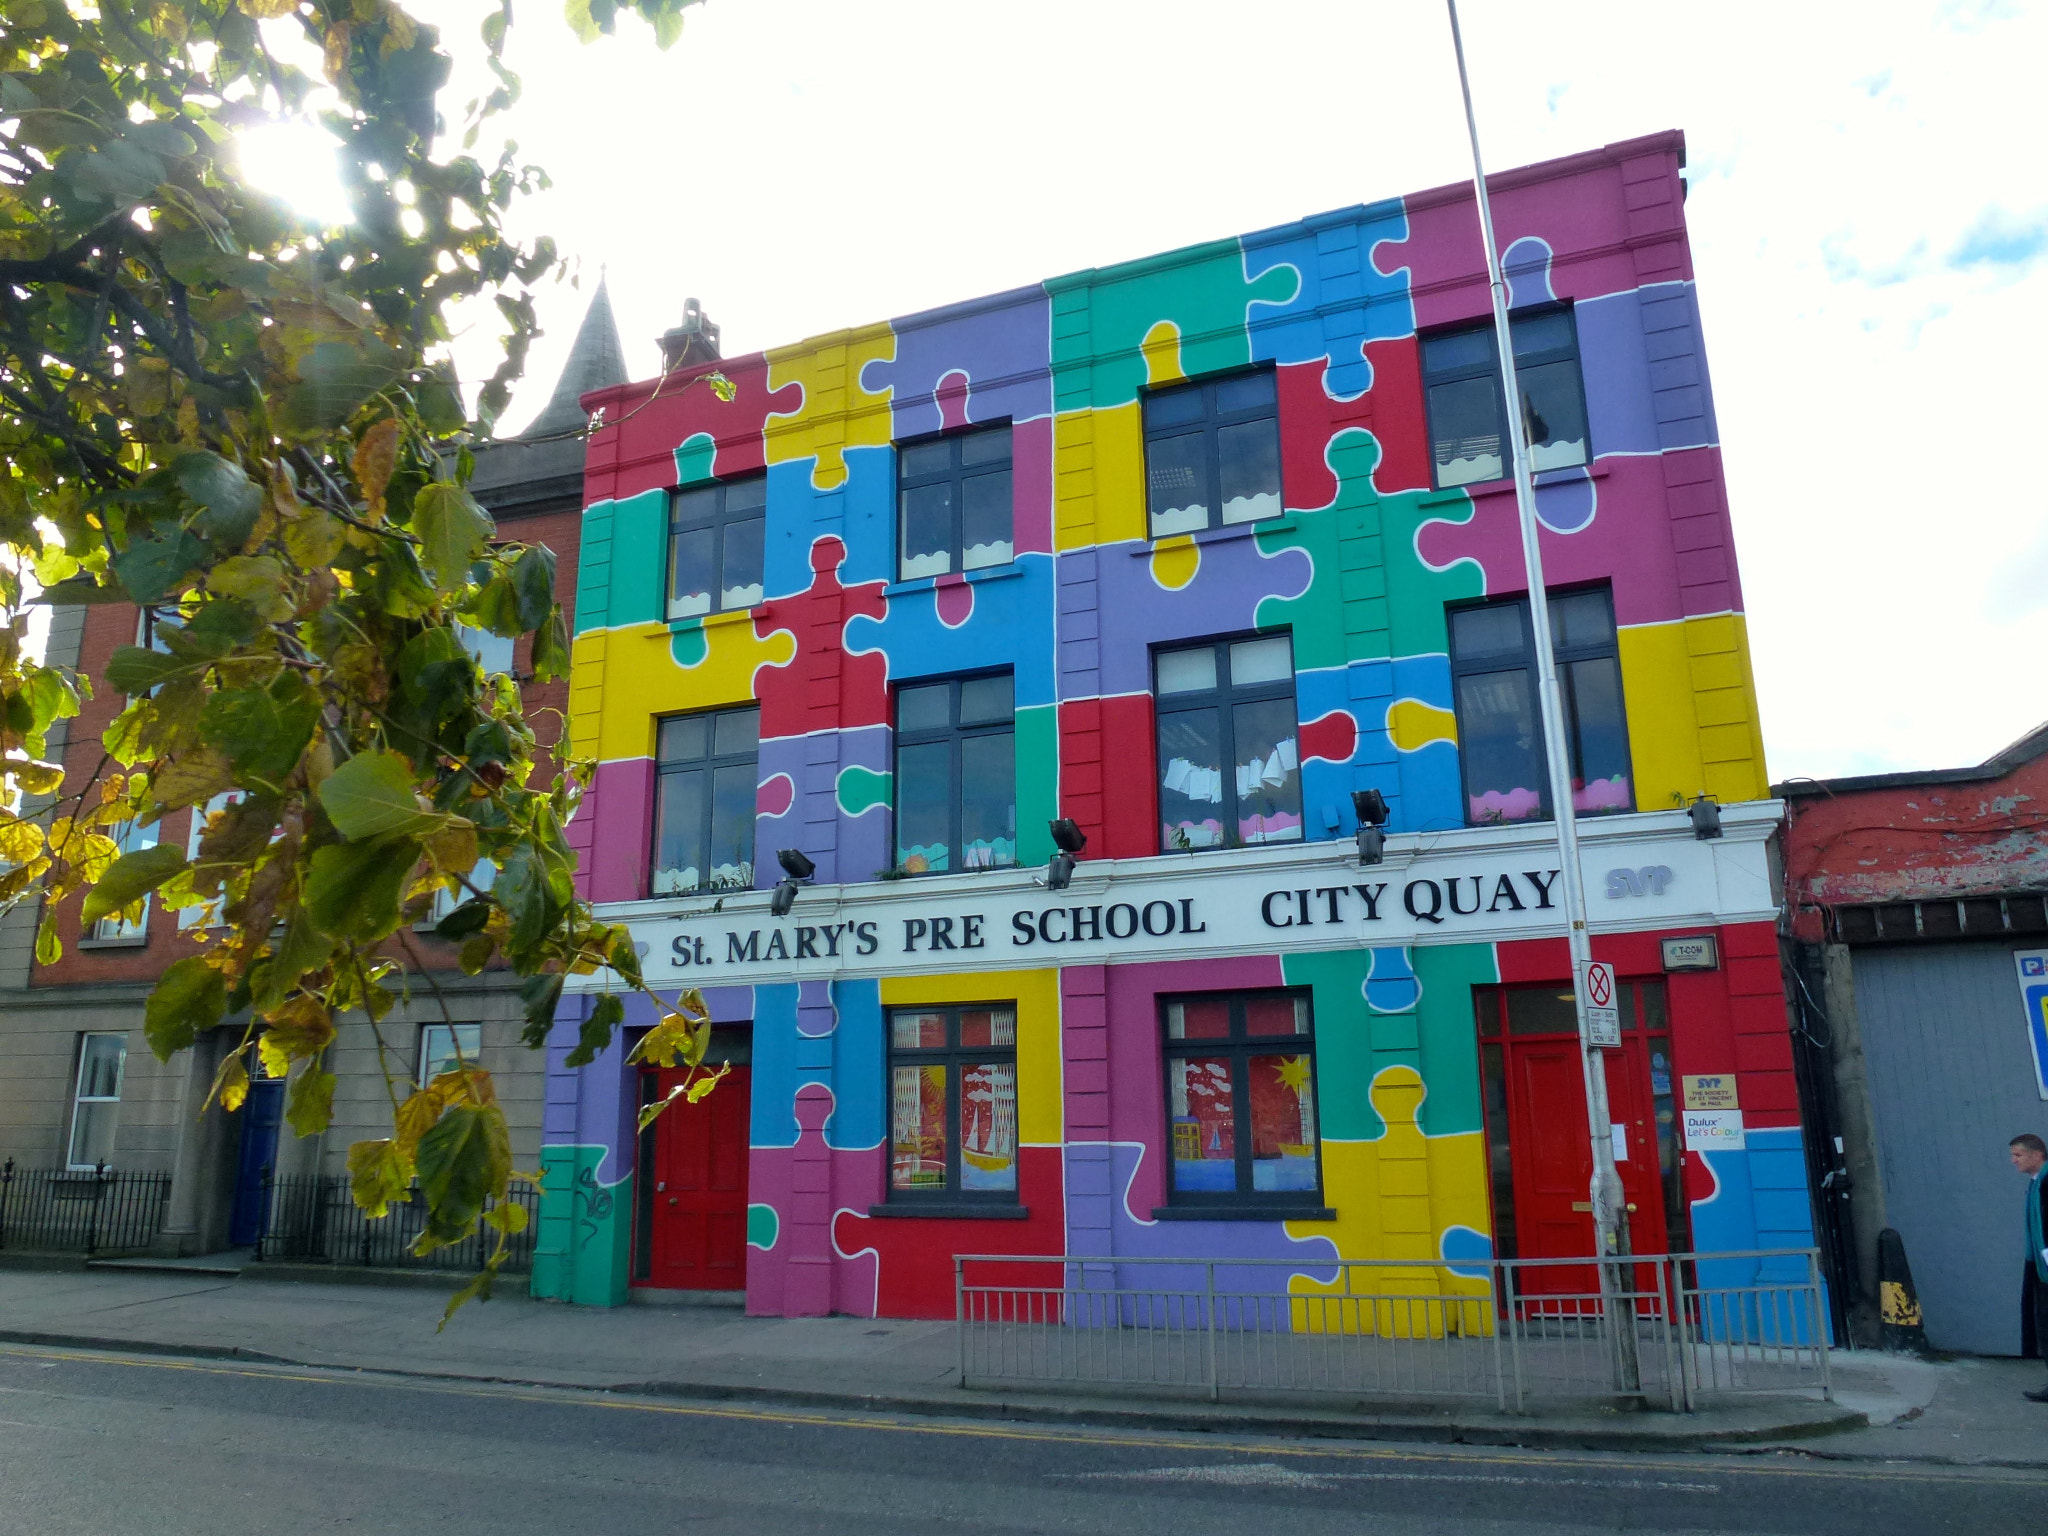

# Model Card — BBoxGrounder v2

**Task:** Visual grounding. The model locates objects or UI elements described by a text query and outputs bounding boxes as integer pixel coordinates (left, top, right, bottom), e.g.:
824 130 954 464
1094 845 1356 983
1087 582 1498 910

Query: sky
248 0 2047 783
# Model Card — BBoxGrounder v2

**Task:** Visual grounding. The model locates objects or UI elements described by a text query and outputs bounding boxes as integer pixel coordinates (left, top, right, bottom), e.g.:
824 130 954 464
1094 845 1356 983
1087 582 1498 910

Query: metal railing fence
0 1160 171 1256
255 1173 539 1274
956 1249 1829 1414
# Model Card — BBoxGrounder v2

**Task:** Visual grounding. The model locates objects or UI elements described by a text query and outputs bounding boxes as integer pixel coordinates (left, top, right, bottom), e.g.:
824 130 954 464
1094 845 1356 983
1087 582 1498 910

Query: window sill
867 1203 1031 1220
1156 840 1305 859
662 604 769 637
1151 1205 1335 1223
77 935 148 951
882 562 1026 598
1131 516 1295 556
1418 462 1607 506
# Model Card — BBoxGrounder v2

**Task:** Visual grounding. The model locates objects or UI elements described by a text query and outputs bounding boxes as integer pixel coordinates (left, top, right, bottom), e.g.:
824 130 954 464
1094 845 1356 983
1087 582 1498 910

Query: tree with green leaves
0 0 721 1317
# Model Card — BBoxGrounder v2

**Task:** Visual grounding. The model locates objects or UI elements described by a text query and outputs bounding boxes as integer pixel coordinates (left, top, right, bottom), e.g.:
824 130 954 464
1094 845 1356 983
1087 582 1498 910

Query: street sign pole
1443 0 1637 1388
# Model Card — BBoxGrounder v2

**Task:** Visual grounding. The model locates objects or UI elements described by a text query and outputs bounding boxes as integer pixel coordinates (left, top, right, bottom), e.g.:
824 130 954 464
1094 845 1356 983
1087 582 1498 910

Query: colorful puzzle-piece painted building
532 131 1816 1317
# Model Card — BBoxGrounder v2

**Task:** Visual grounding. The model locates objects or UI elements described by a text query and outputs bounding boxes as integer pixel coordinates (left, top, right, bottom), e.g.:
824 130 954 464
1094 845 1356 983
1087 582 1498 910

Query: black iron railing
255 1173 539 1274
0 1160 171 1256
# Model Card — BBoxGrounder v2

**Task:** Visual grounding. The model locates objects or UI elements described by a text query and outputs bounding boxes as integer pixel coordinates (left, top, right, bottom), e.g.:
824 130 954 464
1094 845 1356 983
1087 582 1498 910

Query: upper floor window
897 424 1013 581
128 605 181 698
1154 634 1300 851
652 705 758 895
179 791 242 932
894 673 1014 875
668 476 766 621
1144 370 1282 538
68 1032 126 1169
457 622 515 678
1164 991 1321 1210
1449 587 1631 825
1422 309 1589 489
89 820 158 943
887 1003 1018 1203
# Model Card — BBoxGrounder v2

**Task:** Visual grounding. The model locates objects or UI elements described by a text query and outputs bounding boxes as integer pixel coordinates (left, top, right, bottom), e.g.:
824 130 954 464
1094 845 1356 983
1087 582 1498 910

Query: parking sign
2017 951 2048 1101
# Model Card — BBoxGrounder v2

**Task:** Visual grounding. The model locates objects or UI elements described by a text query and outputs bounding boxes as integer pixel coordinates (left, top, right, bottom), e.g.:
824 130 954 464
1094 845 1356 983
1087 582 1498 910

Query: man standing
2014 1133 2048 1403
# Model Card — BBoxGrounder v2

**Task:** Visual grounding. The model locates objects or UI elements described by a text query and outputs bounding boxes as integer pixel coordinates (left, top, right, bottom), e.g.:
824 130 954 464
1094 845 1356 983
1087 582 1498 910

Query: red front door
1500 1039 1671 1258
1477 981 1688 1290
638 1065 751 1290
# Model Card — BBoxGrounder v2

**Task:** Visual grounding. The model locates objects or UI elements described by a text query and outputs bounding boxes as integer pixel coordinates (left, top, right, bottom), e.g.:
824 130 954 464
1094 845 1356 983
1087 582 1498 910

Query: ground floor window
419 1023 482 1085
68 1033 126 1169
887 1004 1018 1201
1163 990 1321 1208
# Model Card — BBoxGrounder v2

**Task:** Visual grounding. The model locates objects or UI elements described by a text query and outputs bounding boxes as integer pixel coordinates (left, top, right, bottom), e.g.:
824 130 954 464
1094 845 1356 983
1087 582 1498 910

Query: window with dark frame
668 475 767 621
1422 308 1590 490
896 423 1014 581
651 705 759 896
1163 991 1322 1209
892 673 1015 875
1448 587 1631 826
1154 633 1302 851
1143 369 1283 538
887 1003 1019 1202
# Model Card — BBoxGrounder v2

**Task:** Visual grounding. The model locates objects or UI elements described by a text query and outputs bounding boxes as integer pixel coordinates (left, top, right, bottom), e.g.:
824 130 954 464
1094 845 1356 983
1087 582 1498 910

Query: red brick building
0 285 628 1260
1777 723 2048 1352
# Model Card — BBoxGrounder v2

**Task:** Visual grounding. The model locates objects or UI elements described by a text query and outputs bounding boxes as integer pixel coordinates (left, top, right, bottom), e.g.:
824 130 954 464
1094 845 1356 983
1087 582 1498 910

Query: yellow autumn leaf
347 1138 412 1219
258 994 335 1076
352 417 400 517
70 832 122 882
628 1006 706 1070
8 759 64 794
215 1050 250 1113
0 816 43 863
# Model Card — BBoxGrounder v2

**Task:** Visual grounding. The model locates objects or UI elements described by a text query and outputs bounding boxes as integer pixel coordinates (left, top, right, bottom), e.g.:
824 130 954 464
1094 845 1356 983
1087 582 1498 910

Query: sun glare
233 122 354 229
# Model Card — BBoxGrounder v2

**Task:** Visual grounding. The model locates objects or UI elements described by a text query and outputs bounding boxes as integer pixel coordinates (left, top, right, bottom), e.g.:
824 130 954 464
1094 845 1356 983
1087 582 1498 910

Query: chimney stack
658 297 721 374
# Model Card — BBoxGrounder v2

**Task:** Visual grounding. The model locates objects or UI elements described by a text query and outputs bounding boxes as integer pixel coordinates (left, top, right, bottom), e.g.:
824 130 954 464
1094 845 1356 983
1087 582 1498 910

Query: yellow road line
0 1342 2036 1487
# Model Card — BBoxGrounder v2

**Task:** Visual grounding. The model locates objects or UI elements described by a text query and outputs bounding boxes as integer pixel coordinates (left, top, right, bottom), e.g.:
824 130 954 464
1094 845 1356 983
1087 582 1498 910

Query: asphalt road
0 1344 2040 1536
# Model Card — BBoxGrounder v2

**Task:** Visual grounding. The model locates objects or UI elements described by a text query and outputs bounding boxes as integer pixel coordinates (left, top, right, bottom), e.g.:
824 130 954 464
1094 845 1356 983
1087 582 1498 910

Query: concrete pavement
0 1263 2041 1460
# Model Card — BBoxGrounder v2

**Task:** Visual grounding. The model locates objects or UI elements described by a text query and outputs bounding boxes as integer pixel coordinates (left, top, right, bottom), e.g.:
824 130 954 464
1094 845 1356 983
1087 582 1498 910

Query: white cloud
404 0 2043 780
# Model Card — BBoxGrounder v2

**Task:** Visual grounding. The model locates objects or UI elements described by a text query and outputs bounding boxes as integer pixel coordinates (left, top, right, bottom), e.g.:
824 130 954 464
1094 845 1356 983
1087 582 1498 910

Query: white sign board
1661 933 1720 972
1583 961 1621 1046
1683 1108 1746 1151
590 810 1784 990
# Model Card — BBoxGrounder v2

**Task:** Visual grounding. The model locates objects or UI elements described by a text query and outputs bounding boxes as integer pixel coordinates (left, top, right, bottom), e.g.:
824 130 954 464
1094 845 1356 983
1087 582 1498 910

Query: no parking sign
1583 961 1621 1047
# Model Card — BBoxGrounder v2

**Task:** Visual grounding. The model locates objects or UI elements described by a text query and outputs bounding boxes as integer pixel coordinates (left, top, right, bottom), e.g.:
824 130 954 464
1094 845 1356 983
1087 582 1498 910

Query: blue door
228 1077 286 1247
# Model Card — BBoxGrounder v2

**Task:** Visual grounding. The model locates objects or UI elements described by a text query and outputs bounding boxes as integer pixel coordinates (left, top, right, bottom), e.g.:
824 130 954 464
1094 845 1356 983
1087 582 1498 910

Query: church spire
520 275 627 440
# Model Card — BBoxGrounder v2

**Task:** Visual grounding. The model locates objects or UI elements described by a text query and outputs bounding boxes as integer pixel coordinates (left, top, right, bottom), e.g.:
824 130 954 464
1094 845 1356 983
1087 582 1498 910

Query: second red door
638 1065 751 1291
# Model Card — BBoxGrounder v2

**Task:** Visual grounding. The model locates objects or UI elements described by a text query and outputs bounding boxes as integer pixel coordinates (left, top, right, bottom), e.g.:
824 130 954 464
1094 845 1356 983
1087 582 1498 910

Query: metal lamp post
1443 0 1638 1388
